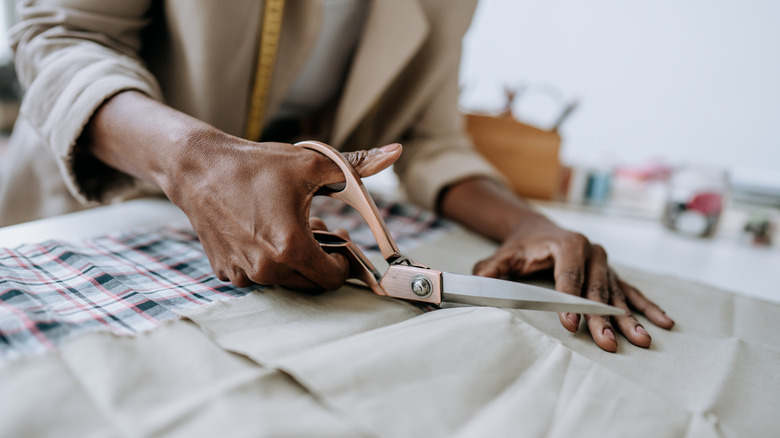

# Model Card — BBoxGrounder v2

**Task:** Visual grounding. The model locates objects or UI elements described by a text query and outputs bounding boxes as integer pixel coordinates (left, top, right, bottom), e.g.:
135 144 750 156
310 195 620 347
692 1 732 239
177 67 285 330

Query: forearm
81 90 226 196
438 177 559 242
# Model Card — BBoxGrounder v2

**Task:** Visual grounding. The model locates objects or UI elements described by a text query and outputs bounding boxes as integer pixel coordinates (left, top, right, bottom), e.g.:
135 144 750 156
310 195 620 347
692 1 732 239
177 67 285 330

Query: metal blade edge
441 272 624 316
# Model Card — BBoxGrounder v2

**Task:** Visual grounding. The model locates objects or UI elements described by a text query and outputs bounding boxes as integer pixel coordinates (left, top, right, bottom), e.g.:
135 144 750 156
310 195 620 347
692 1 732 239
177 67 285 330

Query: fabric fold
1 319 366 438
179 261 779 437
177 285 424 364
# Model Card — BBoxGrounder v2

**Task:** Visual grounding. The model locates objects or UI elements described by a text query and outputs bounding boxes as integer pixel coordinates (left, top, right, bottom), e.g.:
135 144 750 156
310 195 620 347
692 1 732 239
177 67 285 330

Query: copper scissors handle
298 141 444 304
297 140 402 263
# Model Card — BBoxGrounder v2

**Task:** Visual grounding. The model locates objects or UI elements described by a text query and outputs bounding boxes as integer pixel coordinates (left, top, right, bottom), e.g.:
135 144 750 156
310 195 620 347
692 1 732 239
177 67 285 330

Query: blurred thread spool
584 170 612 206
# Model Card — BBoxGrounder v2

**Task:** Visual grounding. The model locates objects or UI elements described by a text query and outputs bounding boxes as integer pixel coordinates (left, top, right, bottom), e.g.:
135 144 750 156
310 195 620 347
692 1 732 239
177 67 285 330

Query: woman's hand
473 222 675 352
83 90 401 292
166 136 402 292
439 176 674 352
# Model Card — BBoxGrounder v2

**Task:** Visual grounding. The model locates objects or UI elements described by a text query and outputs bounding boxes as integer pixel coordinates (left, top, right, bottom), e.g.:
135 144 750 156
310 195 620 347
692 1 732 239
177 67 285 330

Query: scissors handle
314 230 444 304
297 141 402 262
314 230 386 296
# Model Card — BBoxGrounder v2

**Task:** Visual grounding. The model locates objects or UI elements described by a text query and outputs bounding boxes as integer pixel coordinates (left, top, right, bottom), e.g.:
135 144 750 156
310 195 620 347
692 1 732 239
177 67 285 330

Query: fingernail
378 143 401 153
566 313 578 325
603 327 616 342
636 325 649 336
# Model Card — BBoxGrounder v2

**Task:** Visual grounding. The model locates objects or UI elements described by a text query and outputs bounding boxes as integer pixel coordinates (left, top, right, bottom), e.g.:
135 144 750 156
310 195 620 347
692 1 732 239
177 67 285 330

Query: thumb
344 143 402 178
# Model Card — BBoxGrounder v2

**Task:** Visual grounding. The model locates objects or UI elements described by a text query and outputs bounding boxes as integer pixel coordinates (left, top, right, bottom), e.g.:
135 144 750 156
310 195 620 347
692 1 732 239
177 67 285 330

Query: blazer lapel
331 0 429 146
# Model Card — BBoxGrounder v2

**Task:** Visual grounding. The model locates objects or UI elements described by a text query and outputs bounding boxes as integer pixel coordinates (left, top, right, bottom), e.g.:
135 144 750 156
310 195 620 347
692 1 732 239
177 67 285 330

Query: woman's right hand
84 91 401 292
166 136 401 291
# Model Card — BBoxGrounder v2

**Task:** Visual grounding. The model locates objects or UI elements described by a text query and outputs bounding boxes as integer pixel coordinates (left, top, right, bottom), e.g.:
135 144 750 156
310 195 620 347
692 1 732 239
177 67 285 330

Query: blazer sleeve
10 0 164 204
392 68 508 211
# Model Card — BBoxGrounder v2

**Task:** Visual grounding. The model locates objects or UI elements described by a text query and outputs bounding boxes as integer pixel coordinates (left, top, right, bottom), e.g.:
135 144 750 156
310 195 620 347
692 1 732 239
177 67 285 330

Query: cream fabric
177 229 779 437
0 321 364 437
0 0 501 225
1 227 775 437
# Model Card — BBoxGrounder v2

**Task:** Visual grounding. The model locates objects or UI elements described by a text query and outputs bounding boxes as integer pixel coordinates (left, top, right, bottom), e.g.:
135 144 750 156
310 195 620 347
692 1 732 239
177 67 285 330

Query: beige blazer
0 0 501 226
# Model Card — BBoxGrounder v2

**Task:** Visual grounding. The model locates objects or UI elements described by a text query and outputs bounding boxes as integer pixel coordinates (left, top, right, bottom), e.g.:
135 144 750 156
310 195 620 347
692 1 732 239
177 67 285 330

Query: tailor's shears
298 141 623 316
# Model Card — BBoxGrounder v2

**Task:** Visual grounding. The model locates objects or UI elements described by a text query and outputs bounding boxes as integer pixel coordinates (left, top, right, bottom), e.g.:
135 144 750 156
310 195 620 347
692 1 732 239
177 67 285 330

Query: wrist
161 124 247 204
504 208 560 240
440 176 561 242
84 91 229 197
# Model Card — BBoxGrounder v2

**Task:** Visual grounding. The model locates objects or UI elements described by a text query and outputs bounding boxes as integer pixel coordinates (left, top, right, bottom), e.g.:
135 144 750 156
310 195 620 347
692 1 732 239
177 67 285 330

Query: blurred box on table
465 112 562 200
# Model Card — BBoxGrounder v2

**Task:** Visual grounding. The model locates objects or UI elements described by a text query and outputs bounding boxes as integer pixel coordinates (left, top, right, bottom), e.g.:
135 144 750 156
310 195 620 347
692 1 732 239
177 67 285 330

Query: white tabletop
1 196 777 304
534 203 780 304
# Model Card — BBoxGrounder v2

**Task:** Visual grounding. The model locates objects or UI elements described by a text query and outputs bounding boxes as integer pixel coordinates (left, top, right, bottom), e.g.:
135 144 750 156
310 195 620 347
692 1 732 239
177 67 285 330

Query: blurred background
459 0 779 244
0 0 778 244
461 0 780 170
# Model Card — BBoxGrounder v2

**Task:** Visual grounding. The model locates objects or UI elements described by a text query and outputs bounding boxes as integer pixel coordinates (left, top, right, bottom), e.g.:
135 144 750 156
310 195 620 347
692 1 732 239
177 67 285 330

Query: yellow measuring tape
244 0 286 142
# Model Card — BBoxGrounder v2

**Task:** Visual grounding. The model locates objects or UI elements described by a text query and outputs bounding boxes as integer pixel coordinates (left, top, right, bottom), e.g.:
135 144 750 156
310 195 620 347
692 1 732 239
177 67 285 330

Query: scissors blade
441 272 624 315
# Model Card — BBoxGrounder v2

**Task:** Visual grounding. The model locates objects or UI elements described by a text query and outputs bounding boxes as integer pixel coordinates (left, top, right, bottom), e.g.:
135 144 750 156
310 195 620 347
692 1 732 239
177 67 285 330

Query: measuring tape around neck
245 0 286 142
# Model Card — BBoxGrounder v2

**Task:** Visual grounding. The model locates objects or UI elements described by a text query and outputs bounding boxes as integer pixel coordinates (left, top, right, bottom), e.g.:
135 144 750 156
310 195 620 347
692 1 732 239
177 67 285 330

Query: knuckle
230 270 252 288
346 150 370 169
270 234 303 264
589 283 610 302
563 268 585 287
571 232 590 247
247 258 280 285
212 260 232 283
563 232 591 258
215 269 229 282
247 271 274 286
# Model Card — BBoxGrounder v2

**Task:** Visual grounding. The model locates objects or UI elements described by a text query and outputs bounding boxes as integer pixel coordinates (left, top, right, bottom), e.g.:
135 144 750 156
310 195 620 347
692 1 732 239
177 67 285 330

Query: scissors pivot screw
410 275 433 298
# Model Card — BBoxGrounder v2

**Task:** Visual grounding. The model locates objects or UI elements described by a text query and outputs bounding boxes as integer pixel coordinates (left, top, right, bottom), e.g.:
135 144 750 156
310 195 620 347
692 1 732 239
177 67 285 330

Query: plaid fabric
0 197 452 362
310 196 452 252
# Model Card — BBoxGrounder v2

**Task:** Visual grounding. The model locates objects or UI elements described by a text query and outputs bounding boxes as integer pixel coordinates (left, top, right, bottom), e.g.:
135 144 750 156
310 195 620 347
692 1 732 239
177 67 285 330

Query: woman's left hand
439 176 675 352
472 222 675 352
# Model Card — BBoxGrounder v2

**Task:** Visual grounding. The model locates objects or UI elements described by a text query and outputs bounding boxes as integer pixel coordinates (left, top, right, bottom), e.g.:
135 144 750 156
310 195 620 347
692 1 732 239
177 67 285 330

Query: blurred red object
688 192 723 215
